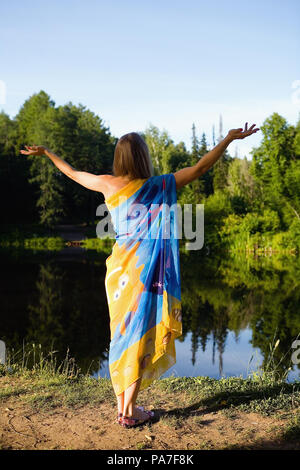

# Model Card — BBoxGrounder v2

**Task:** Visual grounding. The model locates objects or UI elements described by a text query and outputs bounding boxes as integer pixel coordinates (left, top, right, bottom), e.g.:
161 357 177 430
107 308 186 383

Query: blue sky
1 0 299 158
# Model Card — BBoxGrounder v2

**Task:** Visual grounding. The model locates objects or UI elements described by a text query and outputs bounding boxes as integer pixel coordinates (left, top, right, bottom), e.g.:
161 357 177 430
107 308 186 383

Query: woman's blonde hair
113 132 154 180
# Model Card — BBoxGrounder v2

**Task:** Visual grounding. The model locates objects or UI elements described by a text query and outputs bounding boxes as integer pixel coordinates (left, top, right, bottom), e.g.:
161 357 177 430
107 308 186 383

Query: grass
0 236 65 250
0 223 65 250
155 375 300 416
281 413 300 441
81 236 114 253
1 361 300 417
152 336 300 417
1 341 300 447
0 367 115 411
0 344 115 410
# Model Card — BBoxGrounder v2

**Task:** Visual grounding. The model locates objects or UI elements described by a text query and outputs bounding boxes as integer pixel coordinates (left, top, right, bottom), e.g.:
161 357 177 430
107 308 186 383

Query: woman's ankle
123 404 134 417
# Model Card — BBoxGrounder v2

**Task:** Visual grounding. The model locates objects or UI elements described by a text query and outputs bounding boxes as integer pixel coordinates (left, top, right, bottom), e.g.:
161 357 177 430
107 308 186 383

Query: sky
0 0 299 158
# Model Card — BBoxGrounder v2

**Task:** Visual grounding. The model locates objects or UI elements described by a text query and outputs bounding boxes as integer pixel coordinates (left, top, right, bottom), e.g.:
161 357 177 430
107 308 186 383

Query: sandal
121 415 151 428
120 409 155 428
136 406 155 418
116 407 155 426
116 407 142 425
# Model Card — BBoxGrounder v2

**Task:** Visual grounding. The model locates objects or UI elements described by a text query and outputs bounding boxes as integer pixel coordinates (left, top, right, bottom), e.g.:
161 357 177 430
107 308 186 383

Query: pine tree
189 123 203 202
15 91 63 228
212 114 232 192
198 132 213 196
212 124 216 146
0 112 37 223
16 91 115 227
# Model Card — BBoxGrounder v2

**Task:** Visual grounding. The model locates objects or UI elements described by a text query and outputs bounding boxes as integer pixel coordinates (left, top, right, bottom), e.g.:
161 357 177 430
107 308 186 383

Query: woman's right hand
20 145 48 156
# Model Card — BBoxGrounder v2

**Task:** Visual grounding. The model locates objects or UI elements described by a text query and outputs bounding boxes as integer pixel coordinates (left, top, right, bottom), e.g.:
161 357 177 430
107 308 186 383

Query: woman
20 122 259 428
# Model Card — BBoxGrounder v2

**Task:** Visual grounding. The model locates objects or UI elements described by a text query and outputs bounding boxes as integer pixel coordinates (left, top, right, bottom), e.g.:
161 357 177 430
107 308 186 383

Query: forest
1 90 300 253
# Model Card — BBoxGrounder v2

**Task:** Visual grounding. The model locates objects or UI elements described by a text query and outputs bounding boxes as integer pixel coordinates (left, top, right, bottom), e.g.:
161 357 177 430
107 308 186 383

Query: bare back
102 175 138 200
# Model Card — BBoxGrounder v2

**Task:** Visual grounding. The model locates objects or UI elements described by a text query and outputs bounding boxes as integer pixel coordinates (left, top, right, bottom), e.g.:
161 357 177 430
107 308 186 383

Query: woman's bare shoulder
100 175 134 199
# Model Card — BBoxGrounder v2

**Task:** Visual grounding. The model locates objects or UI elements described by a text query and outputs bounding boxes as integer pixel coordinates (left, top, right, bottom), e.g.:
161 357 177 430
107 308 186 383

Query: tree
189 123 204 202
15 91 115 227
227 157 256 214
212 115 233 191
44 102 115 225
166 141 190 173
143 124 174 175
199 132 213 197
250 112 299 227
15 92 64 228
0 111 38 223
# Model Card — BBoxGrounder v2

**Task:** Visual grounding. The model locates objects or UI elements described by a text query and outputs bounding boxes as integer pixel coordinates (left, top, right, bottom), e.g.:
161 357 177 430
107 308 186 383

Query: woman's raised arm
173 122 260 190
20 145 112 193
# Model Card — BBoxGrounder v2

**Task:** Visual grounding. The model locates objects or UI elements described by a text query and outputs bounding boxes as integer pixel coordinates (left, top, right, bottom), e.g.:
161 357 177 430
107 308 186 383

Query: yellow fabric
105 175 182 395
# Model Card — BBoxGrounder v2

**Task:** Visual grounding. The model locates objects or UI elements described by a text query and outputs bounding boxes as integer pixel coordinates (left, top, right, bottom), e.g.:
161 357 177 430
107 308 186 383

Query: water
1 247 299 382
97 329 265 380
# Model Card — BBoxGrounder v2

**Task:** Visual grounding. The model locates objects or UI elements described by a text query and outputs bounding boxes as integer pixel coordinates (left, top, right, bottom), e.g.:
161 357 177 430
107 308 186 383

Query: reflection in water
0 250 110 375
0 248 299 380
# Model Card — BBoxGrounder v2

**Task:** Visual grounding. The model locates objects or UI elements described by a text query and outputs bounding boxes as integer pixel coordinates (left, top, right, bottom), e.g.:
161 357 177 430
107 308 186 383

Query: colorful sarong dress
104 173 182 395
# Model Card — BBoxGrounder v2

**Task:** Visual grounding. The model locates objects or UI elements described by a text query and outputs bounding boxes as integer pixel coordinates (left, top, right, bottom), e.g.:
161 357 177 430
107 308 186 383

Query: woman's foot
136 406 155 418
121 406 154 428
